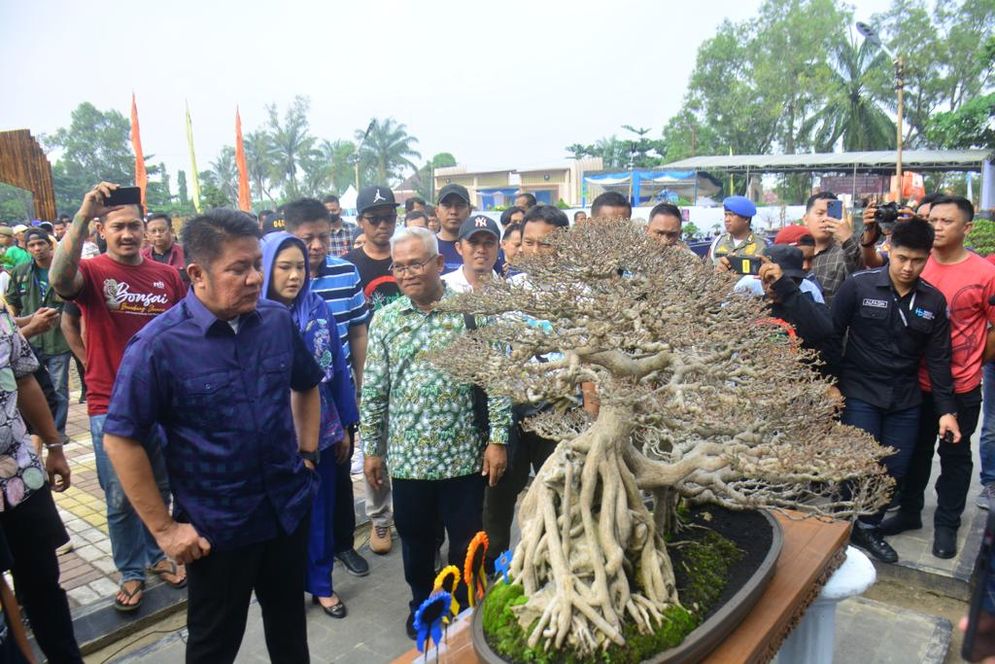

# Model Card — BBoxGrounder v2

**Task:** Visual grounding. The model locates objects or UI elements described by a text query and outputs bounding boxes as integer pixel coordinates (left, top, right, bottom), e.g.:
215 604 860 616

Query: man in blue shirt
102 209 324 664
435 184 471 274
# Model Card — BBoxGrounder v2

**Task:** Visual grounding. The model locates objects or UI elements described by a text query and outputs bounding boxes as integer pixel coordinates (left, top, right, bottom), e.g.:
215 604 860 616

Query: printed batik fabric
0 310 46 510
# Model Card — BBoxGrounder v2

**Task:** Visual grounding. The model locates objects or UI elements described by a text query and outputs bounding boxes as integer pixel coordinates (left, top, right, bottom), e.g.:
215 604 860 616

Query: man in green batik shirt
0 227 30 270
361 226 510 640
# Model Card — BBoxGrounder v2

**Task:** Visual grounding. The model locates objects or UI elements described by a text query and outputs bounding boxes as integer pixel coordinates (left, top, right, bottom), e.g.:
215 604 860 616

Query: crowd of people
0 179 990 663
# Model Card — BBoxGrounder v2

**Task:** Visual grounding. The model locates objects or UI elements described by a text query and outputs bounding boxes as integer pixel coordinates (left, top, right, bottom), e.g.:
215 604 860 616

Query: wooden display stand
394 512 850 664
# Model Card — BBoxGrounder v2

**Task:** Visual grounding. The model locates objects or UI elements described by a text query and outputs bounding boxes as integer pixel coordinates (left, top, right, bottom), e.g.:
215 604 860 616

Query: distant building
433 158 603 210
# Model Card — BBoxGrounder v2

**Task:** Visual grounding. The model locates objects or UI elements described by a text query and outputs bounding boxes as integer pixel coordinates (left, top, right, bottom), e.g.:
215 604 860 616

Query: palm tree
594 135 628 169
355 118 421 185
245 130 277 203
803 37 896 152
267 96 316 198
210 146 239 206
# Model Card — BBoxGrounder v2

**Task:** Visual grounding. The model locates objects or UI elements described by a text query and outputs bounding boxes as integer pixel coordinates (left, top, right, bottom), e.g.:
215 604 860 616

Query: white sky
0 0 893 183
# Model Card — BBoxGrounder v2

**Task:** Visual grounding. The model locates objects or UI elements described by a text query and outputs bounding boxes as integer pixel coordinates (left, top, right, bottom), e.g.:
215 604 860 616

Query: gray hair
390 226 438 257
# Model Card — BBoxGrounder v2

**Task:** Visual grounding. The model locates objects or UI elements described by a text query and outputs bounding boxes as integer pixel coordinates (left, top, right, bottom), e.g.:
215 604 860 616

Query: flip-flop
114 580 144 613
148 559 187 589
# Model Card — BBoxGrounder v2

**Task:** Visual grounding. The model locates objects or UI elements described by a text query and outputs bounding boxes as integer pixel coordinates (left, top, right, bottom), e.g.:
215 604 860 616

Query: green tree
266 96 316 198
245 130 278 202
0 184 33 223
660 108 720 162
177 170 189 206
210 146 239 206
803 36 896 151
968 217 995 256
355 117 421 185
414 152 457 200
926 92 995 150
45 102 135 214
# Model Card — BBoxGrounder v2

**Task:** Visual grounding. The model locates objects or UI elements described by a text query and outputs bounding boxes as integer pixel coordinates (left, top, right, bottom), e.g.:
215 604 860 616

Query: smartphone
826 199 843 220
963 508 995 661
102 186 142 208
727 256 763 276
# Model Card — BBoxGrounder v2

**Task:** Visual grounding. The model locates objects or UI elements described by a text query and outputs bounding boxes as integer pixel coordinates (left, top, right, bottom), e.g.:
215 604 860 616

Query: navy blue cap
723 195 756 219
458 214 500 241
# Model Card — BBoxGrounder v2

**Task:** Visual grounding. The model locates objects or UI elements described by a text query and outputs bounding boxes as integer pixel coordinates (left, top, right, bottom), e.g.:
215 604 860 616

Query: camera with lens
873 202 901 233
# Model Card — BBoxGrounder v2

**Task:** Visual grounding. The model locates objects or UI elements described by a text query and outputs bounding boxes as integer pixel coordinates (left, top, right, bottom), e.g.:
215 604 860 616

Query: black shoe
933 526 957 559
78 394 86 404
405 613 417 640
336 549 370 577
879 512 922 536
850 526 898 563
312 594 347 619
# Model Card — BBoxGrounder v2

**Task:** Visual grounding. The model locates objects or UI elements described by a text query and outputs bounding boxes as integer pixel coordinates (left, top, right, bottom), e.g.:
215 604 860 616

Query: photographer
859 195 939 269
733 245 840 378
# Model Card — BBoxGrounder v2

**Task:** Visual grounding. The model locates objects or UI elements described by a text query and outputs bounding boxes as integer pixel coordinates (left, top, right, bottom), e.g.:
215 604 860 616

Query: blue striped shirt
311 255 368 362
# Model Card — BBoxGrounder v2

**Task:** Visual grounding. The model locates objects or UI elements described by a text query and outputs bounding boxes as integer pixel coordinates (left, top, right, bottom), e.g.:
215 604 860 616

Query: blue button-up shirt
104 290 324 550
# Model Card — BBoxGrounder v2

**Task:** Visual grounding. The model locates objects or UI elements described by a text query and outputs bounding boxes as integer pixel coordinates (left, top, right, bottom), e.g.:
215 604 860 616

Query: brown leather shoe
370 524 392 554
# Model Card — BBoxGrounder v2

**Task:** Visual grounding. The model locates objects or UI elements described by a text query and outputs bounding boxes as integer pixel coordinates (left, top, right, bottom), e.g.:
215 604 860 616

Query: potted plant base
472 508 782 664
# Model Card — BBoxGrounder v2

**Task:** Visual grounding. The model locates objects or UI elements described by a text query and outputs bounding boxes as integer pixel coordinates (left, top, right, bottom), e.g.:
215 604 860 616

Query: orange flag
130 93 147 206
235 107 251 212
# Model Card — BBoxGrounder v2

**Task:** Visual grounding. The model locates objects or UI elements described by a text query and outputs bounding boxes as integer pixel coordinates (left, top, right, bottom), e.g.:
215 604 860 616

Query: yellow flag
185 101 202 213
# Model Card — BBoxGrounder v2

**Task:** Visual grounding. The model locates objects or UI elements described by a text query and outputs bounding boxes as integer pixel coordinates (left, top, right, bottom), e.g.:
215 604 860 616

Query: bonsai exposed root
509 407 678 655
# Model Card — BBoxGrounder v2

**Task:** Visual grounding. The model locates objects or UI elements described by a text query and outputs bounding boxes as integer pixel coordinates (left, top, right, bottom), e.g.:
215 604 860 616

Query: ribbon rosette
463 531 489 607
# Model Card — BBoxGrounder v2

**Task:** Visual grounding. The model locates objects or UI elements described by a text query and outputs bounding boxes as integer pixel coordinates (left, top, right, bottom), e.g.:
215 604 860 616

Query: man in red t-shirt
882 196 995 559
52 183 187 611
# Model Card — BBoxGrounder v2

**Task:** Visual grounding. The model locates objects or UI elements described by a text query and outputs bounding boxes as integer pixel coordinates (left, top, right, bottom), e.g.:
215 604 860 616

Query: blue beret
723 195 756 219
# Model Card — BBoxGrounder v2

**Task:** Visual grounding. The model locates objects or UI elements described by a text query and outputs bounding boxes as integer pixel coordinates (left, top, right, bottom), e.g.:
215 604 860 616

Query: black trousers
0 485 81 664
900 388 983 530
332 437 355 554
482 425 558 562
185 518 310 664
393 474 484 615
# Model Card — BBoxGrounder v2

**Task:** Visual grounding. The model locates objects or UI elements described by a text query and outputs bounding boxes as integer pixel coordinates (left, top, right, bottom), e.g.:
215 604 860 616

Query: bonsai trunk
509 405 679 655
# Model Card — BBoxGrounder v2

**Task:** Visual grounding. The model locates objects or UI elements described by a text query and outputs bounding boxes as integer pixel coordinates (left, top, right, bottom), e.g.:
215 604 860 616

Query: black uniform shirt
832 266 956 415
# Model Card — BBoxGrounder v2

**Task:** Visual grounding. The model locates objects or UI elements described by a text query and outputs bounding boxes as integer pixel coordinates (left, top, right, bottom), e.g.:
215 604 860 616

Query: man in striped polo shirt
284 198 372 577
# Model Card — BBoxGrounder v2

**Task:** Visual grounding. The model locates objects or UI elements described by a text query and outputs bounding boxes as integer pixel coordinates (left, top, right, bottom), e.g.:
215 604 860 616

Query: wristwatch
301 450 320 465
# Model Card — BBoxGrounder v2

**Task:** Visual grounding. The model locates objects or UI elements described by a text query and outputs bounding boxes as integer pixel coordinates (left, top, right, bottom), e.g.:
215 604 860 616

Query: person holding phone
803 192 863 307
708 196 767 267
5 229 72 442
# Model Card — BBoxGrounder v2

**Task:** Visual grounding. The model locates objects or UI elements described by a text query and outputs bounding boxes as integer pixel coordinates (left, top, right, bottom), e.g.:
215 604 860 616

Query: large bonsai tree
430 220 891 656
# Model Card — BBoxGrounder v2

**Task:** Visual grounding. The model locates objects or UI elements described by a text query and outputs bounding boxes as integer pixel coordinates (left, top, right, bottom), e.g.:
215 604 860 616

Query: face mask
329 214 341 223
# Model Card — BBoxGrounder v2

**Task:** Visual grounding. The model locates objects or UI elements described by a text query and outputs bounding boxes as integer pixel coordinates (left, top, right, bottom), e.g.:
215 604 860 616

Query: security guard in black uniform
832 217 961 563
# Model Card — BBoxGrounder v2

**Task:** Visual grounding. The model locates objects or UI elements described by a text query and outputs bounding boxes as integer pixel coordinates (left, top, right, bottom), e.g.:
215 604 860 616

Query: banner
185 101 202 213
235 108 251 212
130 93 147 206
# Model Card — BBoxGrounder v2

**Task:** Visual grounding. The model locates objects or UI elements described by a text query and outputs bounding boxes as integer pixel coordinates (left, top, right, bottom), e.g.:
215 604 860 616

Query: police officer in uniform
707 195 767 265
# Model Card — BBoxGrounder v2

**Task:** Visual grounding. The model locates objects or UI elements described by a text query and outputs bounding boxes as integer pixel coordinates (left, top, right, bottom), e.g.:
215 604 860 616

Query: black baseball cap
765 245 807 280
261 211 286 235
437 184 470 206
356 185 396 216
458 215 500 241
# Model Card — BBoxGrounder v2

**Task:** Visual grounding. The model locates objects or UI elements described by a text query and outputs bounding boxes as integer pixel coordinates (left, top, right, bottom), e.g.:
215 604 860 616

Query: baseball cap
12 224 28 234
23 228 51 245
261 212 286 236
356 185 396 216
765 244 807 280
723 196 756 219
437 184 470 206
774 225 814 246
458 215 500 241
38 221 54 234
0 227 13 237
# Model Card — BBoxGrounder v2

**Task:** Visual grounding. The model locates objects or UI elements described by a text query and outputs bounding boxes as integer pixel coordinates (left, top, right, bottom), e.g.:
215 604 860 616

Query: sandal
148 559 187 589
114 580 144 613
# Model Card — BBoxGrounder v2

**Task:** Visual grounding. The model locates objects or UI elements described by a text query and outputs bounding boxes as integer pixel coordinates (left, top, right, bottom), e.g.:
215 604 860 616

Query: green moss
678 531 743 613
480 530 740 663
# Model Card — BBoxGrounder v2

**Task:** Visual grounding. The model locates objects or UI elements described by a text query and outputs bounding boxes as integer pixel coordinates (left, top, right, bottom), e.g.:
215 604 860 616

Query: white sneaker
978 484 995 510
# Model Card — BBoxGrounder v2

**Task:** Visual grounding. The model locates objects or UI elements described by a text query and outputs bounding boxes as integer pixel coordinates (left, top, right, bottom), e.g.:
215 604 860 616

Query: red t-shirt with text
919 252 995 394
75 255 186 415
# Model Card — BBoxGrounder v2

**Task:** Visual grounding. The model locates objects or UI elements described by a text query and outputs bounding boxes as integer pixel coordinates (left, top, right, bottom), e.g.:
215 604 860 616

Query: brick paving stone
66 585 99 606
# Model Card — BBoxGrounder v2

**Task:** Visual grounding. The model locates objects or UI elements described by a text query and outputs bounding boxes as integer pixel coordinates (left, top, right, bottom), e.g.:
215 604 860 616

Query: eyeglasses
362 214 397 226
390 256 436 276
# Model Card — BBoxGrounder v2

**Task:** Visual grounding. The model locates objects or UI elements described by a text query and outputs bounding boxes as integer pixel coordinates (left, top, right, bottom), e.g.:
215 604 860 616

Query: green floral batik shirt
360 289 510 480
